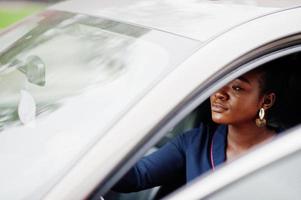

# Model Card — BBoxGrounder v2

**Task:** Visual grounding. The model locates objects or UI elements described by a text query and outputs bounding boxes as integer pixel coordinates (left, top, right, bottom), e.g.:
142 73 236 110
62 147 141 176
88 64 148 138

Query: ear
261 93 276 110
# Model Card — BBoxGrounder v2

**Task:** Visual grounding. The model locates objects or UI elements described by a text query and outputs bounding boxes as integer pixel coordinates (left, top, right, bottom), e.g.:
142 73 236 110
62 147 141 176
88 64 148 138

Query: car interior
90 51 300 200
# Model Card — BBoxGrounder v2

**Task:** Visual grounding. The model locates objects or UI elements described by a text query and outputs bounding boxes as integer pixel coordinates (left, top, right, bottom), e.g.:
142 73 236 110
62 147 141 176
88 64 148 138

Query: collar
210 125 283 170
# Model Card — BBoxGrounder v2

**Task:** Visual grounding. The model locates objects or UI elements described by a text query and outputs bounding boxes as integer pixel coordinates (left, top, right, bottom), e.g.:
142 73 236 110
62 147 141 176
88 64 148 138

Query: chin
212 118 226 124
211 112 229 124
212 116 226 124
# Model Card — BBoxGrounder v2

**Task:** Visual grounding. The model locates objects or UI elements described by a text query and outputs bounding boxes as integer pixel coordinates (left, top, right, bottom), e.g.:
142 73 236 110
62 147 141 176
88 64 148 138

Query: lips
211 103 228 113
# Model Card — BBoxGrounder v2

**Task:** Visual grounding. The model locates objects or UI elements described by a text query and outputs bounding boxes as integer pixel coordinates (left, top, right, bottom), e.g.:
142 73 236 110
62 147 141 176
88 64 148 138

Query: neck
226 122 275 159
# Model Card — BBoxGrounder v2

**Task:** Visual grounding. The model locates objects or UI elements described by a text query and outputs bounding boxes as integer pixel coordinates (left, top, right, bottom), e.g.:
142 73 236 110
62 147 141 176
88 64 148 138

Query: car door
165 126 301 200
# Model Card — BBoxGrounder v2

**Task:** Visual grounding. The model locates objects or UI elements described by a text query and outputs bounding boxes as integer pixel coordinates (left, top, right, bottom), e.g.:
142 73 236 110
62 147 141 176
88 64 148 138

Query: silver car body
0 0 301 199
165 125 301 200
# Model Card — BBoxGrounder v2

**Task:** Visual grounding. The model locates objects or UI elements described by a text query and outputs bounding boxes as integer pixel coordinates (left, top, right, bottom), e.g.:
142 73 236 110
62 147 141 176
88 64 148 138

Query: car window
206 149 301 200
101 51 300 200
0 10 201 200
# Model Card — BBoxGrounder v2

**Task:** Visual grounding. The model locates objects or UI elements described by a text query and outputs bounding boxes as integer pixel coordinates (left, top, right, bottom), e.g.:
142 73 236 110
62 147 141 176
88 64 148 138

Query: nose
214 87 229 101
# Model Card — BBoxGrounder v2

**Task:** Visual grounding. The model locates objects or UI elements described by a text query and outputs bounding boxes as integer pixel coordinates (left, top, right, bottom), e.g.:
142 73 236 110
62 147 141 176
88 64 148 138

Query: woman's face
210 71 265 125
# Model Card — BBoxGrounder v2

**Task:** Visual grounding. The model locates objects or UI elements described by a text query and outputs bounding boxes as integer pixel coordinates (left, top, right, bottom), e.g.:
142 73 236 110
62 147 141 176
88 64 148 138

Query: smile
211 103 228 113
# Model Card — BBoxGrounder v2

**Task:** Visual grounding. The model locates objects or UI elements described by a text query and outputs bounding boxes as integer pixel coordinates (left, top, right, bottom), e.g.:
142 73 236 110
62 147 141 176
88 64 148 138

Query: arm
112 135 186 192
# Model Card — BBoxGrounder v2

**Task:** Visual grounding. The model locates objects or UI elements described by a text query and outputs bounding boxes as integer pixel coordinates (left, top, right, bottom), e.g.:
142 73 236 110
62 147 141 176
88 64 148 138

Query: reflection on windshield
15 55 46 87
0 11 149 131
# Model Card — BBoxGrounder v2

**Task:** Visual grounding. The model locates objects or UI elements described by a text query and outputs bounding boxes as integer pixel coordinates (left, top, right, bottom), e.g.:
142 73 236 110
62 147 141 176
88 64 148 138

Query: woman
112 63 287 196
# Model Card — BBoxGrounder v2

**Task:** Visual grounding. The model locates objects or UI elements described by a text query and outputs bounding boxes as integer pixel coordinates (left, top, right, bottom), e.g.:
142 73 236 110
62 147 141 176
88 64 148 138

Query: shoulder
170 123 213 150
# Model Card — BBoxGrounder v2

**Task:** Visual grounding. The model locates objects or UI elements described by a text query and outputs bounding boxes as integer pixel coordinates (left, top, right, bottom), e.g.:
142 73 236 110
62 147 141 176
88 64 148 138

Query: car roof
51 0 301 41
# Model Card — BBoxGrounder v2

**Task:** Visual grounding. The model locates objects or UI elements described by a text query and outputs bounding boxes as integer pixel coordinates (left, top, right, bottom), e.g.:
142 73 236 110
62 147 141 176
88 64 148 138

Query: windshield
0 10 200 199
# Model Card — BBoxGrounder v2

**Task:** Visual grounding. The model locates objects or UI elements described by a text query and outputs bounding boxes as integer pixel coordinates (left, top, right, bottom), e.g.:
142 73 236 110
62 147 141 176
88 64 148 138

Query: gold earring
256 108 266 127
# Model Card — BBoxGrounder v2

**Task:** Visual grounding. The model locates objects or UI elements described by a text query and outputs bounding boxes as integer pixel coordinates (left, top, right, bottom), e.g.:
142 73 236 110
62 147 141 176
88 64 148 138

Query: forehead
232 71 264 94
238 70 263 84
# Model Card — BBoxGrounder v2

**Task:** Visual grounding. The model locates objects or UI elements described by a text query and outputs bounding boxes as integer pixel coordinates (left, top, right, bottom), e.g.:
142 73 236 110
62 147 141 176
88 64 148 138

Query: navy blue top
113 124 228 192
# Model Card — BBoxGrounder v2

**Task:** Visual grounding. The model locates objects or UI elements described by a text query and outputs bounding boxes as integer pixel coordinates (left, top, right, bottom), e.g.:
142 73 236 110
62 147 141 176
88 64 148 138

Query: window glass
0 10 200 199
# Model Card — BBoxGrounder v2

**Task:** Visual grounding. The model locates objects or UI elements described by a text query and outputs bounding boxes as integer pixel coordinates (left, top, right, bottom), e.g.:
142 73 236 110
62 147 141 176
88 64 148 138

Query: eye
232 85 243 91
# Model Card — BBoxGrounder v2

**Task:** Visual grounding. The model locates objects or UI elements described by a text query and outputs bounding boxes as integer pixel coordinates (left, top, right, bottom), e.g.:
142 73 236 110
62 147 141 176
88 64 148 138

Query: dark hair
255 52 301 130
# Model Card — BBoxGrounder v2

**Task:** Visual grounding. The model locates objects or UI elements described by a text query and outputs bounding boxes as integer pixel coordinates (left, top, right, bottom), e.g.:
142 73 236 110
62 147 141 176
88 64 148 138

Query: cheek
230 96 260 120
211 95 260 124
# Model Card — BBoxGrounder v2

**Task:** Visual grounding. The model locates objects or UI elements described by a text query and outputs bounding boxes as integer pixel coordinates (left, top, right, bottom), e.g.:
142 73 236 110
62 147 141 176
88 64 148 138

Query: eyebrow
237 76 251 84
